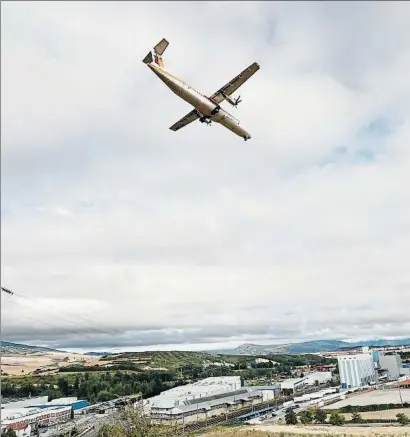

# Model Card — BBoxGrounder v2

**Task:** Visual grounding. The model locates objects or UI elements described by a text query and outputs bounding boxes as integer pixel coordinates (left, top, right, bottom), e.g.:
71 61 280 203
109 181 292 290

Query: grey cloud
2 318 409 351
1 1 410 350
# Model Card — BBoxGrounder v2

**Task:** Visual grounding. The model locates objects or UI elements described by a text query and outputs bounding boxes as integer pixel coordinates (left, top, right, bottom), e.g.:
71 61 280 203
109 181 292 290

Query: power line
2 285 125 336
1 286 14 295
16 288 125 335
1 285 125 346
2 296 105 344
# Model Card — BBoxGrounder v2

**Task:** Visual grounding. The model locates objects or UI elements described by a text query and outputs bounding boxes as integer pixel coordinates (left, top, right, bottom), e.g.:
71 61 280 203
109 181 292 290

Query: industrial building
337 354 378 389
316 364 336 372
31 396 88 410
2 396 49 409
280 377 308 393
376 352 403 380
144 376 271 424
1 396 87 411
1 406 72 434
304 371 333 386
401 364 410 376
400 378 410 389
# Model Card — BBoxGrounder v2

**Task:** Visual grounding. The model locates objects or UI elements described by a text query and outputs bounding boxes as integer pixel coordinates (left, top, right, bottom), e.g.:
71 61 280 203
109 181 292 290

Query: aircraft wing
169 109 199 132
210 62 260 104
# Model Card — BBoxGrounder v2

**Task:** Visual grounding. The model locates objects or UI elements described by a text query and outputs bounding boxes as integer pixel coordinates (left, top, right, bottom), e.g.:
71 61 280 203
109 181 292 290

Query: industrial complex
144 376 275 424
1 345 409 435
337 346 409 389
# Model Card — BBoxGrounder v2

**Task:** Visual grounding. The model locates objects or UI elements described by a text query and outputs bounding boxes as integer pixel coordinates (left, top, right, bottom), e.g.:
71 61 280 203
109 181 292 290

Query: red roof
8 423 28 430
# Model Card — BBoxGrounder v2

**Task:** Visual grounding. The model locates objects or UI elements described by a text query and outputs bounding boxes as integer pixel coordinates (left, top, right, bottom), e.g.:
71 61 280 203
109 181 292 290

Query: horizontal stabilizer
154 38 169 55
142 52 153 65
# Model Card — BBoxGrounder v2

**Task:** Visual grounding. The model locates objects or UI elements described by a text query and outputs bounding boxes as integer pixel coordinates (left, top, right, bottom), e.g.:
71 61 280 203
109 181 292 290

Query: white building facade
378 353 402 380
280 377 308 393
338 354 377 389
305 371 332 386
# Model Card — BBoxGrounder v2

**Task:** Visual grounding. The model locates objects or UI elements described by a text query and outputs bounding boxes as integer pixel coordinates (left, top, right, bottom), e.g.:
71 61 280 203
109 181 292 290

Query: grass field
1 352 104 376
210 425 410 436
341 408 410 421
328 390 410 408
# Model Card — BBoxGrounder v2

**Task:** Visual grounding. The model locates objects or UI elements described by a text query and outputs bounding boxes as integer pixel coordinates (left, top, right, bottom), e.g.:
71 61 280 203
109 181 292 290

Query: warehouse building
337 354 377 389
148 388 264 424
305 371 333 386
280 377 308 393
247 385 280 398
31 396 88 410
2 396 49 409
1 406 71 432
144 376 266 424
378 352 402 380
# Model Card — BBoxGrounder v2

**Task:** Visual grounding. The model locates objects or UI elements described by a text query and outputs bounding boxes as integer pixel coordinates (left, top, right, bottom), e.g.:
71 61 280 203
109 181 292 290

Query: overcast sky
1 1 410 353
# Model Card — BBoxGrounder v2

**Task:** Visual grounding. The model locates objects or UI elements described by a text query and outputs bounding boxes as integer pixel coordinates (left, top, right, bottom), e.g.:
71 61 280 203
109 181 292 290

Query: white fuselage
148 63 251 140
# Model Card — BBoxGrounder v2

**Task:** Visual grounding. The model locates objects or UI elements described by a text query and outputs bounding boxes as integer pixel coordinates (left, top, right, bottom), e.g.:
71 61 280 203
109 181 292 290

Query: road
79 412 118 437
259 402 312 425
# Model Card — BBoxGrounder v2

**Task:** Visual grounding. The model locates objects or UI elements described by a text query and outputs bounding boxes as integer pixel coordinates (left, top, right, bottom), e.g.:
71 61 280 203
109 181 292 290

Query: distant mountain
1 341 65 354
84 352 110 356
205 338 410 356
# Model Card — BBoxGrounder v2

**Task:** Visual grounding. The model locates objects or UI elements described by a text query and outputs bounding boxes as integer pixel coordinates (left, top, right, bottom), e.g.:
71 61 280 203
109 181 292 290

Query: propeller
233 96 242 108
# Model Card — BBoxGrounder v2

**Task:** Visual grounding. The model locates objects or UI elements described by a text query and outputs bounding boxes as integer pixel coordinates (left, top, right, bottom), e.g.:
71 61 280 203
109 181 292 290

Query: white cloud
1 1 410 351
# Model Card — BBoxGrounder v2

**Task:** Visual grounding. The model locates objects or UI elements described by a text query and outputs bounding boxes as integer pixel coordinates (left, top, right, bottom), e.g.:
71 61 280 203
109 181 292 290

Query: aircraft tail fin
142 38 169 68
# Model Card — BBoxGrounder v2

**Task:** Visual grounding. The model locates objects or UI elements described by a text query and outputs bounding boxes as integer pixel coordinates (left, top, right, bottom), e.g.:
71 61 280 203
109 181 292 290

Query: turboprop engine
221 92 242 108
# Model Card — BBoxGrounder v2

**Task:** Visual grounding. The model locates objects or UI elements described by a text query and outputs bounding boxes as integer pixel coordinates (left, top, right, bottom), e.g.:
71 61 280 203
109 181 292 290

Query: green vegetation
285 407 298 425
97 406 190 437
206 433 410 437
1 370 177 403
323 402 410 413
396 413 409 426
313 408 327 424
1 430 17 437
328 411 345 426
298 410 313 424
351 411 363 423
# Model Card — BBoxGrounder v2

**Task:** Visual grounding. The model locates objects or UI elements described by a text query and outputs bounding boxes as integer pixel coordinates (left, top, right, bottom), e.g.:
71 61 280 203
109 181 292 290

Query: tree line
285 408 410 427
2 370 181 404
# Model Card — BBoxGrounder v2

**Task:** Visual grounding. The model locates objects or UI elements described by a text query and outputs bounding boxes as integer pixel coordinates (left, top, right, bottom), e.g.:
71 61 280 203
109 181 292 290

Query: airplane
143 38 260 141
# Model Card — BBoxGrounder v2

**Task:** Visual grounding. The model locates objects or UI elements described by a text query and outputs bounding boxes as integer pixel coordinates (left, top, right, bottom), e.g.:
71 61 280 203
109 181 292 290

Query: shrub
329 411 345 426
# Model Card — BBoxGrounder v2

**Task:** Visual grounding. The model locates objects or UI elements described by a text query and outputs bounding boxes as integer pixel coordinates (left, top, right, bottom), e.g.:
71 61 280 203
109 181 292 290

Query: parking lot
328 389 410 408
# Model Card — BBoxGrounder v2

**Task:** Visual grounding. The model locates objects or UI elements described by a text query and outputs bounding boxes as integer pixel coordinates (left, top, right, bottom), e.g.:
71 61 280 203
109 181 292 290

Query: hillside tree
285 408 298 425
397 413 409 426
314 408 327 424
299 410 313 424
329 411 345 426
351 412 363 423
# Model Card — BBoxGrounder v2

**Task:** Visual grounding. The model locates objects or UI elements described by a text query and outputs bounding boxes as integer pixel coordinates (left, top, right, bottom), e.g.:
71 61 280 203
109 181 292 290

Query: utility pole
395 351 404 406
0 287 13 401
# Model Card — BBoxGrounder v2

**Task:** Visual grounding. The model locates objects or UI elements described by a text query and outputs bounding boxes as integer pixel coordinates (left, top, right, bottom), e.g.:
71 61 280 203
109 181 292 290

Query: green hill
99 350 241 370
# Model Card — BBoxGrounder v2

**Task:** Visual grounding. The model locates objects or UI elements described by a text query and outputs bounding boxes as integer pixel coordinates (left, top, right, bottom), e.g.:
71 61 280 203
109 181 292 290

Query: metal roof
151 388 262 416
148 376 243 409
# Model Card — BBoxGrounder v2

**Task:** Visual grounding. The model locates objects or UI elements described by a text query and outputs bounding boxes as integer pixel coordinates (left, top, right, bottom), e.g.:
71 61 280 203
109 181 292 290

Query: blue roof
237 405 277 420
247 385 281 390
